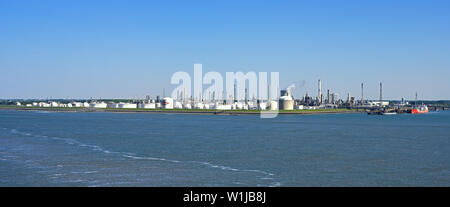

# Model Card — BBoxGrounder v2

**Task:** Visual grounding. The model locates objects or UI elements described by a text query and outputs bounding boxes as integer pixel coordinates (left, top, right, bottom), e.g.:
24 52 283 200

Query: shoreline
0 106 363 115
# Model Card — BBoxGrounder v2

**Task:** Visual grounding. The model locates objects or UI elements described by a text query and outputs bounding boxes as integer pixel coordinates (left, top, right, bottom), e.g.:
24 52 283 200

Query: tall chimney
361 82 364 105
318 79 322 104
379 82 383 103
233 82 237 103
327 89 330 104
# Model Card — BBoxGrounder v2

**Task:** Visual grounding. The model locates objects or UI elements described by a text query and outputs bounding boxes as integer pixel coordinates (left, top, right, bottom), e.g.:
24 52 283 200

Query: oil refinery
10 79 440 114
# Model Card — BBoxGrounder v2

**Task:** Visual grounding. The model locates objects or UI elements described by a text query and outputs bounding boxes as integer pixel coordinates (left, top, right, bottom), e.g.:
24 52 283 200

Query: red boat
411 104 428 114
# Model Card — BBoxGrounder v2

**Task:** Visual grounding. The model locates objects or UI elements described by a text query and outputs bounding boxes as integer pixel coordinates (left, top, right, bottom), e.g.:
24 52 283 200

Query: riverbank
0 105 363 115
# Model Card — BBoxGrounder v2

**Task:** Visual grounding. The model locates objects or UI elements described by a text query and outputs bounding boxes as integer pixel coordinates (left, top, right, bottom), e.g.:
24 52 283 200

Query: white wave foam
242 169 274 176
194 161 240 171
66 179 85 183
71 171 98 174
122 154 180 163
5 127 279 186
192 161 275 178
34 111 52 114
269 182 282 187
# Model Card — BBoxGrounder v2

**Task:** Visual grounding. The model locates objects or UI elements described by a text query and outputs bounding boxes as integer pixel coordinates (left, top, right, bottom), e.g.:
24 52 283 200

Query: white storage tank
138 103 156 109
183 103 192 109
216 104 232 110
119 103 137 109
279 96 294 110
296 105 304 110
162 97 174 109
194 103 204 109
83 102 90 107
90 102 108 108
270 101 278 110
72 102 83 107
174 101 183 109
234 102 244 110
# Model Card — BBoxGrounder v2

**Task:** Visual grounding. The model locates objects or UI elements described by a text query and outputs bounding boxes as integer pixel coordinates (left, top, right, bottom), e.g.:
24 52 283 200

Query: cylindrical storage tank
235 102 243 110
204 104 210 109
162 97 174 109
119 103 137 109
174 101 183 109
73 102 82 107
90 102 108 108
216 104 232 110
195 103 204 109
270 101 278 110
279 96 294 110
83 102 90 107
183 103 192 109
155 103 161 108
138 103 155 109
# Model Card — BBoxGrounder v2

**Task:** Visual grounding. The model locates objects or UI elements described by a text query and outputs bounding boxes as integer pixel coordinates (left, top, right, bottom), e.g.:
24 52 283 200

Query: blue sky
1 0 449 100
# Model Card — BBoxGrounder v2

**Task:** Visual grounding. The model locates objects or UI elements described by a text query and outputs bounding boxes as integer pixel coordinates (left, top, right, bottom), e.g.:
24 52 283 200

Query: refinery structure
14 79 419 113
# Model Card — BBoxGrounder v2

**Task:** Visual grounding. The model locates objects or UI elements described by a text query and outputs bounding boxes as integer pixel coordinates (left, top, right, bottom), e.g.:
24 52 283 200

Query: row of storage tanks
30 88 309 110
30 97 282 110
31 99 314 110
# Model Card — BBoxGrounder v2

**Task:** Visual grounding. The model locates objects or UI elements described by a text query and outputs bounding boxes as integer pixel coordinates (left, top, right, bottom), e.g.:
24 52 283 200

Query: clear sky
1 0 449 100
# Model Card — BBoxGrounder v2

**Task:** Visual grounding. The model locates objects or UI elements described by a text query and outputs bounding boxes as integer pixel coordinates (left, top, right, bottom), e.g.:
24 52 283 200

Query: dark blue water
0 110 449 186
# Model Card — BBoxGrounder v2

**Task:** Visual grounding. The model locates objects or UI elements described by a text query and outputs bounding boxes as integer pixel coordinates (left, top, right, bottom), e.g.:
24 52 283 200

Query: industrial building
18 79 398 111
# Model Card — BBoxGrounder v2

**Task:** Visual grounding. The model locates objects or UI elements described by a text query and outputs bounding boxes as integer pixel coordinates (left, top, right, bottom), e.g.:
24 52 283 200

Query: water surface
0 110 449 186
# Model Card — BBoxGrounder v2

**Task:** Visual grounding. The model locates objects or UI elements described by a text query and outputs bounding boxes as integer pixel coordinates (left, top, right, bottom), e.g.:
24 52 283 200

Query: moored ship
411 104 428 114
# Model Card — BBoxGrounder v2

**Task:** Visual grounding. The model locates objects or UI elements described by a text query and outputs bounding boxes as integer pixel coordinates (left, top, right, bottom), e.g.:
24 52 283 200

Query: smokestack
379 82 383 102
361 83 364 104
245 88 248 104
318 79 322 104
233 82 237 103
327 89 330 104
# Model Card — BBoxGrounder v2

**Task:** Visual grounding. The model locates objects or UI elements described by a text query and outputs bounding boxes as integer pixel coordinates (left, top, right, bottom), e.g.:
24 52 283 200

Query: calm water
0 110 449 186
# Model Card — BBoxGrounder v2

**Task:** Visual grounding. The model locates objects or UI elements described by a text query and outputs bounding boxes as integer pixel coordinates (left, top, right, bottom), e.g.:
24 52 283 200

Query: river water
0 110 449 186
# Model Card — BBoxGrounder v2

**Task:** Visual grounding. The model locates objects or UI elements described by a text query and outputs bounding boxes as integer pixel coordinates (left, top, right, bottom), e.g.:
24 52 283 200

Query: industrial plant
10 79 438 115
